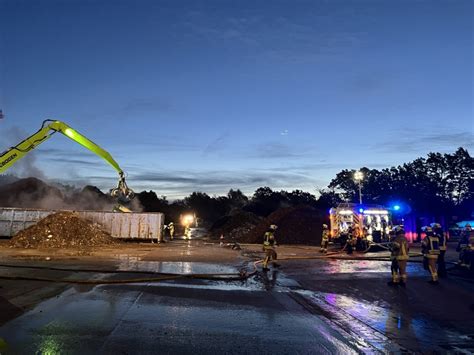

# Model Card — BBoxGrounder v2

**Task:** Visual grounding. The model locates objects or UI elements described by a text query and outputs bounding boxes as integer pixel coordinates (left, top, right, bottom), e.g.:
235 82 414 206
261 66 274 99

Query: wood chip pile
10 212 116 249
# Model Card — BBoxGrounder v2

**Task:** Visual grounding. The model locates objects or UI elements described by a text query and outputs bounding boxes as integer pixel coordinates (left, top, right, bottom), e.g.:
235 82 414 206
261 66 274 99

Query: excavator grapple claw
110 174 135 202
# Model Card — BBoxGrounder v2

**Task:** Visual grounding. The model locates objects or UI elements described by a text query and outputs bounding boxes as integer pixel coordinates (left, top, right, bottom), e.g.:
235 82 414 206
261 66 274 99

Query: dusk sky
1 0 472 199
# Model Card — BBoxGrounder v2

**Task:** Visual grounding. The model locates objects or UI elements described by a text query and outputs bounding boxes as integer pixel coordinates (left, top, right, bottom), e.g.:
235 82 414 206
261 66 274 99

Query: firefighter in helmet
457 224 473 267
320 224 329 253
184 226 191 240
387 226 409 286
422 226 440 284
432 223 447 277
345 225 356 254
167 222 175 240
361 226 369 251
262 224 280 271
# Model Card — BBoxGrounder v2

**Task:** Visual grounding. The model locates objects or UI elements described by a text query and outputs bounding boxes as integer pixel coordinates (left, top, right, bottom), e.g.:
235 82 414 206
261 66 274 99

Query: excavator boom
0 119 134 201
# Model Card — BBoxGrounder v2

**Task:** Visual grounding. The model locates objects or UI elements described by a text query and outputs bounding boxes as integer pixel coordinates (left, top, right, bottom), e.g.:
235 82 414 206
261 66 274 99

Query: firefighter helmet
322 224 328 229
269 224 278 230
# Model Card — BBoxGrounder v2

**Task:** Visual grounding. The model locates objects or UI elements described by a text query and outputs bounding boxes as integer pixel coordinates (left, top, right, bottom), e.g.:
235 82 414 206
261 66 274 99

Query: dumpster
0 207 164 240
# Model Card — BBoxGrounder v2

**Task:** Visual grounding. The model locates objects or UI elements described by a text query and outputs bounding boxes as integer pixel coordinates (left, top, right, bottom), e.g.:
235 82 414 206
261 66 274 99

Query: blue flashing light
393 205 401 211
359 208 364 213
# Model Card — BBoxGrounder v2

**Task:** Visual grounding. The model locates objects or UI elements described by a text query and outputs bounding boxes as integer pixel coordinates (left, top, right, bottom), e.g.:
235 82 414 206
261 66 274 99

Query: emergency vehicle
329 203 392 244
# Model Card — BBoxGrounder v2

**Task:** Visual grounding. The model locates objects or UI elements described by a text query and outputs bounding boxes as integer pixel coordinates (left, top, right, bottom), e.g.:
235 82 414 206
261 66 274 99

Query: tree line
137 147 473 224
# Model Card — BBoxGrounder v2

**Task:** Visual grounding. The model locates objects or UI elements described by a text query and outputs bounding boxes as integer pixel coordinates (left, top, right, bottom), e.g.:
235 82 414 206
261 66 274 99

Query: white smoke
1 126 47 180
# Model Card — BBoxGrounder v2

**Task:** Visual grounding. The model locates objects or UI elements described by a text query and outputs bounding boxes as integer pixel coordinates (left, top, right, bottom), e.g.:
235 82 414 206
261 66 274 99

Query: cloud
79 96 175 122
61 166 322 199
178 11 368 63
131 171 271 186
373 129 473 154
49 158 103 166
202 132 230 155
250 142 310 159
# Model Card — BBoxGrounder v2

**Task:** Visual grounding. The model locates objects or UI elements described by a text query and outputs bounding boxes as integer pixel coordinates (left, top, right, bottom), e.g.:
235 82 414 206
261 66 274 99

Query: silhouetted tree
327 147 473 218
137 190 169 212
227 189 248 211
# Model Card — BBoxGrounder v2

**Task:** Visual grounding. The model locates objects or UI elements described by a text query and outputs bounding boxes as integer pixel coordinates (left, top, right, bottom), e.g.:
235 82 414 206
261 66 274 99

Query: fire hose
0 244 456 284
0 263 252 284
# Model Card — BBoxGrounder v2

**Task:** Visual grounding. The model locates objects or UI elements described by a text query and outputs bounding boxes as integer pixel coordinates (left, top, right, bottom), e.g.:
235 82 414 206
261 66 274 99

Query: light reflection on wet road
1 245 474 354
0 282 358 354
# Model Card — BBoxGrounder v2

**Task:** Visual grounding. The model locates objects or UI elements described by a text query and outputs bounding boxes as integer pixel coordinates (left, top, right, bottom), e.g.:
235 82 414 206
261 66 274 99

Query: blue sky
0 0 472 199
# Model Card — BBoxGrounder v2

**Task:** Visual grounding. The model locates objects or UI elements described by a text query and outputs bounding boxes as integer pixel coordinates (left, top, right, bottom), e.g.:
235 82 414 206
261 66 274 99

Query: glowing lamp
354 171 364 181
181 214 195 226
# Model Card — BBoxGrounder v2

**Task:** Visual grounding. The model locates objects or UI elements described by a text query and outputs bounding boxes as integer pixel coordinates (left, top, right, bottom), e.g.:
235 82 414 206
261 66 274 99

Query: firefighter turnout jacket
322 229 329 242
263 231 276 249
391 234 409 261
422 235 440 258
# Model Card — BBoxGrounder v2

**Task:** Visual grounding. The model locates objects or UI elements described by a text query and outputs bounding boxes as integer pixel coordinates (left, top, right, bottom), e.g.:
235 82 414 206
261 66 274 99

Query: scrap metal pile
10 212 116 249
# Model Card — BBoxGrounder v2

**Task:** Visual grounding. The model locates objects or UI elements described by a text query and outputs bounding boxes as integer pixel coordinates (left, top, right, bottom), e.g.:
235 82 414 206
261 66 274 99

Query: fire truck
329 203 392 245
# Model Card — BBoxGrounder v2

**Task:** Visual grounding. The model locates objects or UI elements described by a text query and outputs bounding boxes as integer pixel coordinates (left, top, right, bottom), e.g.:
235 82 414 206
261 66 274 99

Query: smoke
1 126 47 180
0 178 144 212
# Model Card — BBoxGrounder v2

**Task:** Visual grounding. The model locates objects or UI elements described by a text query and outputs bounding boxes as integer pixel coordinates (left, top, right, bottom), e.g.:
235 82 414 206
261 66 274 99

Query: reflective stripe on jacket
437 232 447 251
391 235 409 261
263 231 276 248
322 230 329 241
422 235 440 256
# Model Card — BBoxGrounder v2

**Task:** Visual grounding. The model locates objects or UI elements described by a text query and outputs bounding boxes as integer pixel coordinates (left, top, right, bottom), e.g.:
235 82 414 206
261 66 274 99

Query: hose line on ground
0 270 252 284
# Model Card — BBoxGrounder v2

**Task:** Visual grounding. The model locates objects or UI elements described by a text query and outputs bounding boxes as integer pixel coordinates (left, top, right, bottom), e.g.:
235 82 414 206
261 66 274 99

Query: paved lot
0 240 473 353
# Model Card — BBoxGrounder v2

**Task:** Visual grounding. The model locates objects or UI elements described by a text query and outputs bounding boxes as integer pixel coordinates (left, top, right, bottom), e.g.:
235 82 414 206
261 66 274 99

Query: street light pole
354 171 364 204
358 181 362 204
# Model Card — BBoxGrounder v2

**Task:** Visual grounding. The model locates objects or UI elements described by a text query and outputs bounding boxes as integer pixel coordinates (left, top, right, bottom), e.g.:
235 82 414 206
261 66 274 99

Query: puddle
115 258 239 275
295 289 474 352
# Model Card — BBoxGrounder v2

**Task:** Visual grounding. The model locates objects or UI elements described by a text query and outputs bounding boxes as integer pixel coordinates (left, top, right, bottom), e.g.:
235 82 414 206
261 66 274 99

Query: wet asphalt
0 239 473 354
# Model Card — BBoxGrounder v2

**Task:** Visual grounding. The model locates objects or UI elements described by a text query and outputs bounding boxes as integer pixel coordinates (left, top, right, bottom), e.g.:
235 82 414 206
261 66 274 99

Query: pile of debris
10 212 116 249
242 206 327 245
209 211 262 241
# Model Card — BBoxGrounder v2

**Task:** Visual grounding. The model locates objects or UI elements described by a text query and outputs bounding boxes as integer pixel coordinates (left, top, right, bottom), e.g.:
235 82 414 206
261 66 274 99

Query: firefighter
262 224 280 271
381 218 388 241
167 222 175 240
387 226 409 286
422 226 440 284
468 225 474 270
184 226 191 240
457 224 472 267
361 226 369 251
320 224 329 253
345 226 355 254
432 223 447 277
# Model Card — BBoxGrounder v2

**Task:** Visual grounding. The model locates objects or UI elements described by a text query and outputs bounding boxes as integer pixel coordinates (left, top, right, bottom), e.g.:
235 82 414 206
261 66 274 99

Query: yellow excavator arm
0 119 134 201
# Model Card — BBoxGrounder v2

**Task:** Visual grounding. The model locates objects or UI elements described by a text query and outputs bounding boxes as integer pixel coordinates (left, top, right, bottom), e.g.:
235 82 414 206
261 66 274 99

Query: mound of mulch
209 211 262 241
241 206 328 245
10 211 116 249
